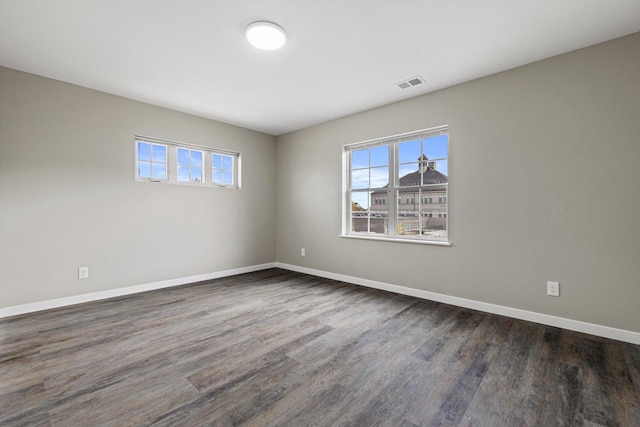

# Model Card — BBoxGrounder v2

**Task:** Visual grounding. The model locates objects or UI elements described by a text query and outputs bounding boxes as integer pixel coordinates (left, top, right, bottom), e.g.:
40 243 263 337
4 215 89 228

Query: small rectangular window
135 136 240 189
212 153 235 186
137 141 167 180
177 148 204 183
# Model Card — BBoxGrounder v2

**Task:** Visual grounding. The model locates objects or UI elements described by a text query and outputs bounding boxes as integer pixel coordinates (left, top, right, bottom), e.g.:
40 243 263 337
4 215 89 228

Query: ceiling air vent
396 76 426 89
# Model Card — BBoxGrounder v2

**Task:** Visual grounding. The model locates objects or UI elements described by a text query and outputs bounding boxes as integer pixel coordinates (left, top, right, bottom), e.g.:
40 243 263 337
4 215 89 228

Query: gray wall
2 34 639 333
0 67 277 307
275 33 640 332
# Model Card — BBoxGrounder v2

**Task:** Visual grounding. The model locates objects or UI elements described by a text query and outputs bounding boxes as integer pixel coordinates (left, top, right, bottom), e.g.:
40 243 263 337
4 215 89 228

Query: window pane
351 169 369 190
351 191 369 211
151 163 166 179
398 138 421 164
222 171 232 185
430 159 448 177
191 150 202 166
177 165 190 182
351 214 368 232
370 211 388 234
152 144 167 162
421 187 447 240
370 145 388 167
138 161 151 178
222 155 232 170
398 190 420 236
398 162 419 185
369 166 389 188
213 154 222 169
421 207 447 241
212 170 222 184
191 167 203 183
351 191 369 232
369 191 388 234
177 148 189 165
351 149 368 169
423 134 448 160
137 142 151 161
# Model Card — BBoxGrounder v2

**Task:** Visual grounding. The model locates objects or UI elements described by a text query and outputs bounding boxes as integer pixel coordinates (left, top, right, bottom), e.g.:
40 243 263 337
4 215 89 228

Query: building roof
399 167 448 186
370 166 448 195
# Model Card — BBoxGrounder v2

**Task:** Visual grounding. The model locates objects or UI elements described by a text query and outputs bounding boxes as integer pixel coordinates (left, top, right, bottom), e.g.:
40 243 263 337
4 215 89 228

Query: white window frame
134 135 240 189
135 140 168 181
341 125 450 246
211 153 237 187
177 147 205 184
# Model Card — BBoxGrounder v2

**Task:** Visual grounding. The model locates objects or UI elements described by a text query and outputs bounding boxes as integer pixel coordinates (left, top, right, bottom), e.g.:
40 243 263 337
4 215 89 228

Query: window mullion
346 150 352 234
168 146 175 183
389 143 398 237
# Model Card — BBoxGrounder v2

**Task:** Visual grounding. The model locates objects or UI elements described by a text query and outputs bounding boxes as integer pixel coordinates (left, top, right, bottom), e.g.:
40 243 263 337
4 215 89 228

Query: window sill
339 234 452 246
135 179 239 189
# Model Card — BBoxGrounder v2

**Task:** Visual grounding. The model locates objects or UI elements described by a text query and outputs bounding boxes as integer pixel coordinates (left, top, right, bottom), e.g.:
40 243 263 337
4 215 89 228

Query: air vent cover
396 76 426 89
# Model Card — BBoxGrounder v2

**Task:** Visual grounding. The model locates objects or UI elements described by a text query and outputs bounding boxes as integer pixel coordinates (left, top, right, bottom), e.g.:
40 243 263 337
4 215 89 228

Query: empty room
1 1 639 426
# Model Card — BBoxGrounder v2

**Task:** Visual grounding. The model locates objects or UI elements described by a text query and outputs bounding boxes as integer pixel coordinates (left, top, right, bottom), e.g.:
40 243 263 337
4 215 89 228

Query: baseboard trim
0 262 277 319
275 262 640 345
4 261 638 345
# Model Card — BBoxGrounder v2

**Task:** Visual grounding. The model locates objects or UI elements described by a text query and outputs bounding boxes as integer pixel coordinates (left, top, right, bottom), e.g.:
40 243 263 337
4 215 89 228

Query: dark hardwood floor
1 268 639 426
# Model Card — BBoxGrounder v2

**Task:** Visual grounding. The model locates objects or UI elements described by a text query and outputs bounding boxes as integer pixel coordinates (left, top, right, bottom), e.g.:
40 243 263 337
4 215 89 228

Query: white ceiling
1 1 639 136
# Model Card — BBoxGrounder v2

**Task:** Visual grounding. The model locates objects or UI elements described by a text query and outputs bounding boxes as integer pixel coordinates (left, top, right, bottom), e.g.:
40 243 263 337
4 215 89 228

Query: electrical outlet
301 248 305 257
78 267 89 279
547 281 559 297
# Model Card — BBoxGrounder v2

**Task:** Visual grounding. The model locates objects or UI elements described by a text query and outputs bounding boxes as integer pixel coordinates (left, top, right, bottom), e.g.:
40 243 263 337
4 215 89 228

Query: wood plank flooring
1 268 639 426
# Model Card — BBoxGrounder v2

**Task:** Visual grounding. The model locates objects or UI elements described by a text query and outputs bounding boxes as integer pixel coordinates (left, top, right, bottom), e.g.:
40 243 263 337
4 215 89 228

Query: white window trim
212 153 237 187
176 147 205 184
134 135 240 189
135 141 168 181
341 125 450 245
339 234 452 246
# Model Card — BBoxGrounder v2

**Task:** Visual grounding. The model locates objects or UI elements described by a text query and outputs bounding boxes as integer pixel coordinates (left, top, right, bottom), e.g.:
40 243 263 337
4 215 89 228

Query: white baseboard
4 261 638 345
275 262 640 345
0 262 277 319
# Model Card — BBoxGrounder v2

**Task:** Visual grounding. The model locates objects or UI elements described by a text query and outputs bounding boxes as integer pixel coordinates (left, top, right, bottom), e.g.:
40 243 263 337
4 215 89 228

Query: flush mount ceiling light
245 21 287 50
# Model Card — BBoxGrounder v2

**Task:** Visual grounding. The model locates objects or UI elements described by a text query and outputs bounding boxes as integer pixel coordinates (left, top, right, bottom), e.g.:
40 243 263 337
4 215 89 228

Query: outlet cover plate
547 281 559 296
78 267 89 279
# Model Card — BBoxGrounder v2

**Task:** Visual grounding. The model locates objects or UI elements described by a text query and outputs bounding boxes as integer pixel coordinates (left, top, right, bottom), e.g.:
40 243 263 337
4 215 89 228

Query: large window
135 136 239 188
343 126 449 244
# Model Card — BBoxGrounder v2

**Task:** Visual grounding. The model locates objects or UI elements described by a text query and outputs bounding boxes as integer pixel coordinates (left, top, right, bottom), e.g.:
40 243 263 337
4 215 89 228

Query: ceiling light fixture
245 21 287 50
